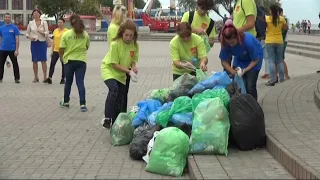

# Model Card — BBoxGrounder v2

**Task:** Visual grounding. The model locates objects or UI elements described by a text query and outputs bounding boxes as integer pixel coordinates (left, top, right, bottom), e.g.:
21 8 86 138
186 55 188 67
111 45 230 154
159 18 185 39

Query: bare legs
33 61 48 83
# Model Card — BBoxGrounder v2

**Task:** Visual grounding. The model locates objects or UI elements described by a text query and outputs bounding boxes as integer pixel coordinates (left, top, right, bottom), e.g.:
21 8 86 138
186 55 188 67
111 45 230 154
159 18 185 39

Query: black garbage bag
168 122 192 137
129 124 162 160
167 73 198 102
229 93 266 150
226 81 241 97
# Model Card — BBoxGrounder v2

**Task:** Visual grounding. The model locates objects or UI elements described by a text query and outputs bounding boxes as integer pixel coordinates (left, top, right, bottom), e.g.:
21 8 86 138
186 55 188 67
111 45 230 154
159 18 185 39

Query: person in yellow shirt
181 0 216 47
170 22 207 81
100 20 139 128
265 5 288 86
59 14 90 112
44 18 68 84
107 5 127 46
232 0 257 36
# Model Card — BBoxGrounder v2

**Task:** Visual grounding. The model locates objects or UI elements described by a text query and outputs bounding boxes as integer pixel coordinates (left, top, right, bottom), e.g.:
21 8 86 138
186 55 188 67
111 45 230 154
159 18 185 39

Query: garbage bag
226 81 241 97
167 73 198 101
145 127 190 177
170 112 193 126
234 74 246 93
156 96 192 127
192 89 230 111
133 123 150 138
189 71 232 95
229 93 266 150
111 113 135 146
196 69 208 82
142 131 160 163
151 88 170 102
132 99 162 128
147 102 173 126
129 125 162 160
190 98 230 155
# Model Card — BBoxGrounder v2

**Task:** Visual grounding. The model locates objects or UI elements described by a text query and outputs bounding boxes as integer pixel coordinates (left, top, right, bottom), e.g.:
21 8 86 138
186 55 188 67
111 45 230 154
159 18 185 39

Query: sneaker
80 105 87 112
101 118 112 129
60 79 65 84
43 78 51 84
15 80 20 84
265 81 276 86
59 100 69 108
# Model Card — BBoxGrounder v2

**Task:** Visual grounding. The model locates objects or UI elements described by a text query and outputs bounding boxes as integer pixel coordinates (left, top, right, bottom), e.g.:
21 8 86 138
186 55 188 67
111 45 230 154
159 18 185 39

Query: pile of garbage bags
109 70 266 177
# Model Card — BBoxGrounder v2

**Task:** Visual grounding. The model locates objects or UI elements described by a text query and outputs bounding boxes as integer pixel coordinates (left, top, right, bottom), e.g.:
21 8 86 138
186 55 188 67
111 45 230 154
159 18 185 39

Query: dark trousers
64 61 86 105
104 74 130 121
0 50 20 80
173 71 196 81
49 51 64 79
242 70 260 100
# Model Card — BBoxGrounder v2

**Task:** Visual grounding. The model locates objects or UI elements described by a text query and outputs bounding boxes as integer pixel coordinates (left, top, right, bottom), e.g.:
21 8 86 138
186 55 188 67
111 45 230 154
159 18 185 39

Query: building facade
0 0 35 26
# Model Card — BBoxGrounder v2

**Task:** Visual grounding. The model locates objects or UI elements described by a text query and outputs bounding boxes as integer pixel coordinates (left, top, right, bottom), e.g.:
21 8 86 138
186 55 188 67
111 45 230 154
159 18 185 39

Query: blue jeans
265 43 284 82
63 61 87 105
243 70 260 100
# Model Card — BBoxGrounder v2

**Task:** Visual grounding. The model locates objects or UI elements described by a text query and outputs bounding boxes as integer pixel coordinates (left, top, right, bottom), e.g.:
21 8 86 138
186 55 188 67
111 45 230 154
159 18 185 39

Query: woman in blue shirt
219 23 263 100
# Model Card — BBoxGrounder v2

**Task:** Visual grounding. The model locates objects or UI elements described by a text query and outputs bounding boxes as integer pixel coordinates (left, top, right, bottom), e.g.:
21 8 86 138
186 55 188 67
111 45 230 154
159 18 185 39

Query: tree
178 0 197 11
34 0 79 23
74 0 102 16
153 0 162 8
134 0 146 9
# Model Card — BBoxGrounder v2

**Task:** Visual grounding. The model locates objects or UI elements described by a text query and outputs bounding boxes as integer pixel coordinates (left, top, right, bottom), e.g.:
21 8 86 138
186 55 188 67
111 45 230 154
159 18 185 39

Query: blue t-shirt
0 24 20 51
219 32 263 71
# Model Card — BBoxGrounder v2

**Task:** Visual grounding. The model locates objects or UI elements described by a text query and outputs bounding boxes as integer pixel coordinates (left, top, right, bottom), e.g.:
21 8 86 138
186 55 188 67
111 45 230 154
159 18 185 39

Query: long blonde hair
111 5 127 25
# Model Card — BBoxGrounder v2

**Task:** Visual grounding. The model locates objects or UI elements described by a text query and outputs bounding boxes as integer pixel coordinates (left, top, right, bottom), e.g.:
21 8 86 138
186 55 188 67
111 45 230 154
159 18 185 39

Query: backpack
188 11 215 36
237 0 267 40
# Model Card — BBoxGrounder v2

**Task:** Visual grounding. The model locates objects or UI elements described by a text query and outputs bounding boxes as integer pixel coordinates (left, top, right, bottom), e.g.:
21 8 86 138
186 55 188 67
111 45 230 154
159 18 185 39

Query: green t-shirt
101 39 139 85
170 33 207 75
181 11 216 38
233 0 257 36
59 29 90 64
107 23 119 46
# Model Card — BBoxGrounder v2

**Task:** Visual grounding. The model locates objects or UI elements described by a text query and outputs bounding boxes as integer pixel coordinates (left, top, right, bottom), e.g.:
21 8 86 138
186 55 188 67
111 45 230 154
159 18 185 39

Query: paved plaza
0 36 320 179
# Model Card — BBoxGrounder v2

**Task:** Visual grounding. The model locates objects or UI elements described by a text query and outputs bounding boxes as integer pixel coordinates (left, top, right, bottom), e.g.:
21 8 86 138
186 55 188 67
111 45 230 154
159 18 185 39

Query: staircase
287 39 320 59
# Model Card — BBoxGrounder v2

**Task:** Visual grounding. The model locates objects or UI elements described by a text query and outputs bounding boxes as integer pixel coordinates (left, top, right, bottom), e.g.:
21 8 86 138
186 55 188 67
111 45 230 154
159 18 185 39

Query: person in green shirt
100 20 139 128
59 14 90 112
180 0 216 47
170 22 208 81
232 0 257 36
107 5 127 46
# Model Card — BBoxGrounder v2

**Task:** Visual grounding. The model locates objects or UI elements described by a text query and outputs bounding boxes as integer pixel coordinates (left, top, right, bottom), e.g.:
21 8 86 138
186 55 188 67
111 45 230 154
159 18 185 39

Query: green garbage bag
156 96 192 127
190 98 230 155
145 127 189 177
151 88 170 102
196 69 208 82
111 113 135 146
200 35 211 53
192 88 230 111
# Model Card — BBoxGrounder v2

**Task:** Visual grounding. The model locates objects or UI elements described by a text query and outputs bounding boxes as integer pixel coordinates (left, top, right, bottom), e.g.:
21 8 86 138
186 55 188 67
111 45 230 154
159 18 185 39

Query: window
12 0 23 10
26 0 33 10
27 14 33 22
0 0 8 10
13 14 23 26
0 14 4 21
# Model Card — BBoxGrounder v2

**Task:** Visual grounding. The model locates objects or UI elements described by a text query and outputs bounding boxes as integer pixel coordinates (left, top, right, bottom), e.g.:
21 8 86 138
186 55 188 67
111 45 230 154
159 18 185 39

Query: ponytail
70 14 85 34
270 4 280 27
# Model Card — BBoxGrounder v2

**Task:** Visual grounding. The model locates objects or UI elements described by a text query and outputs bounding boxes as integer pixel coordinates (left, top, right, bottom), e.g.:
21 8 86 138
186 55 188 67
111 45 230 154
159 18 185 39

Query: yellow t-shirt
59 29 90 64
181 11 216 38
101 39 139 85
170 33 207 75
233 0 257 36
107 23 120 46
265 16 286 44
52 28 68 52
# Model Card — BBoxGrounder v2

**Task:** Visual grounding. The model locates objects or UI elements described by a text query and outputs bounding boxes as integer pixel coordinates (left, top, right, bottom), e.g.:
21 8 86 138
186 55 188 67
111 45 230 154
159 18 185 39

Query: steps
287 40 320 59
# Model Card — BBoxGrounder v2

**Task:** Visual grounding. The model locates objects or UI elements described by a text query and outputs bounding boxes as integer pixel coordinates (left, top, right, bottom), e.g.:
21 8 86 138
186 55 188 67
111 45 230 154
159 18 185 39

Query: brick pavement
0 38 318 179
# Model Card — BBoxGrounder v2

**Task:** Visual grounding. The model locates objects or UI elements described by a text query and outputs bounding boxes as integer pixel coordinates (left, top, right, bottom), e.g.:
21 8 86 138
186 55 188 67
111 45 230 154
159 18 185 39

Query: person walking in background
26 9 49 83
307 20 311 34
265 5 288 86
0 13 20 83
59 14 90 112
100 20 139 128
296 21 300 32
107 5 127 45
45 18 68 84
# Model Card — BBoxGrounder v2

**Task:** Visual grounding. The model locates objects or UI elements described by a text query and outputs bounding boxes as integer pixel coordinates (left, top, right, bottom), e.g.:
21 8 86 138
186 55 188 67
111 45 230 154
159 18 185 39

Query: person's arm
170 43 184 69
237 0 256 33
131 44 139 73
0 30 2 45
282 17 289 30
108 42 130 73
197 38 208 70
221 60 236 75
85 32 90 50
59 33 66 58
51 30 55 53
26 22 32 39
43 21 49 38
208 24 216 46
14 26 20 56
219 45 236 74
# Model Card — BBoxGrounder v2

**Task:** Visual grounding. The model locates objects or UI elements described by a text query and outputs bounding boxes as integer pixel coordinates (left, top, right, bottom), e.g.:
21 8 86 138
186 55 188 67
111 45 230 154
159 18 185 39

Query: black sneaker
265 81 276 86
101 118 112 129
45 78 52 84
15 80 20 84
60 79 65 84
